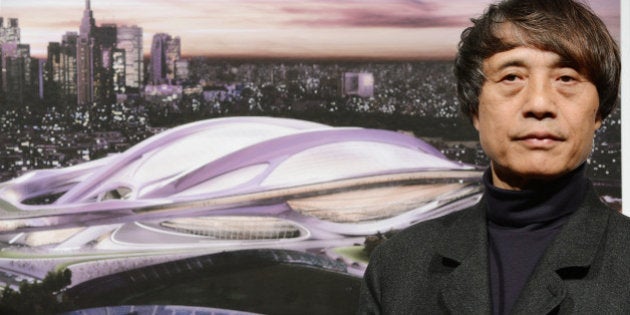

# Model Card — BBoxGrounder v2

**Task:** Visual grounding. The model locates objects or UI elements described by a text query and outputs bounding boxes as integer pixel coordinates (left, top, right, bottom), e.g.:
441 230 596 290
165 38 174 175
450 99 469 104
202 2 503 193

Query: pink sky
0 0 621 59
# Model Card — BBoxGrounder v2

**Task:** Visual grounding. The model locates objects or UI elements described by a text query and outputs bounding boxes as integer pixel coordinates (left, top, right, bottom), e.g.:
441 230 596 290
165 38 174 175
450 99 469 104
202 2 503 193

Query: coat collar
435 199 491 313
433 182 610 314
510 184 610 314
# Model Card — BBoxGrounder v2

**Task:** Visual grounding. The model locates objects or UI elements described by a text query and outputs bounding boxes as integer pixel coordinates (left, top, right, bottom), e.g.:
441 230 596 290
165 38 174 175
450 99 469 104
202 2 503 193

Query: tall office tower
0 18 20 44
117 25 143 89
45 42 63 102
165 36 180 82
61 33 78 98
92 24 117 105
1 43 32 104
45 32 79 104
1 42 19 94
112 48 126 94
174 59 189 82
150 33 170 85
38 59 46 100
150 33 181 84
76 0 96 105
0 17 20 104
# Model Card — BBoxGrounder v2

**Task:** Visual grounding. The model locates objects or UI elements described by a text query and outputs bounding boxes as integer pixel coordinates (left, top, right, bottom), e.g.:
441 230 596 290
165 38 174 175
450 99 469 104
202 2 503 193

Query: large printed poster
0 0 621 314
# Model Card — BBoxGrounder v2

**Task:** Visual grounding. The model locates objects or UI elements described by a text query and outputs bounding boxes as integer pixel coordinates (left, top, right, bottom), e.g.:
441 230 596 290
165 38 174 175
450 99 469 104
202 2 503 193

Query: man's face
473 46 601 190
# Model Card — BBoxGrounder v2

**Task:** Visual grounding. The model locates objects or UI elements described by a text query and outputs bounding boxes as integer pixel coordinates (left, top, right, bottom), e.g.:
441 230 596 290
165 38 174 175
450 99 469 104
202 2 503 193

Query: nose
523 76 556 120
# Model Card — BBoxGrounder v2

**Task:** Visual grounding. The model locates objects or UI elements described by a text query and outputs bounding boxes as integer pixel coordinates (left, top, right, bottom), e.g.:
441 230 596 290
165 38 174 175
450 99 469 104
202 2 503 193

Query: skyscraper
0 18 20 44
76 0 96 105
1 43 32 105
92 23 117 105
117 25 143 89
150 33 180 85
45 32 78 104
75 0 119 106
112 48 126 94
165 36 180 83
0 17 37 106
61 33 78 98
45 42 62 101
0 18 21 95
175 59 189 82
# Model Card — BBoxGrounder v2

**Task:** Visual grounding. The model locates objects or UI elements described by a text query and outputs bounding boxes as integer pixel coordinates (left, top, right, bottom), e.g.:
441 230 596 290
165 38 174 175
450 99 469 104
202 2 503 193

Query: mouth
514 132 564 147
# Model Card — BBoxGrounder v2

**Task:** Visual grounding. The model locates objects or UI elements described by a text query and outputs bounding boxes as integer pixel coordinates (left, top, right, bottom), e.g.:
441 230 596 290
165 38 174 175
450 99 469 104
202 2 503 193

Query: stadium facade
0 116 482 248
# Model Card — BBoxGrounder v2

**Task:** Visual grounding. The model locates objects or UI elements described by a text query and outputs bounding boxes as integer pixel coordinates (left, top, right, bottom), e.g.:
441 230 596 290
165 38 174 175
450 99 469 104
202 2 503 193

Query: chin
516 167 573 181
494 162 573 185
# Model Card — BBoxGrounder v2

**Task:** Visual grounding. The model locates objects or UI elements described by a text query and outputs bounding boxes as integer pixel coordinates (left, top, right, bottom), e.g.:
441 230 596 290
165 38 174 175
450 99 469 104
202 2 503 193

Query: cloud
288 10 468 28
278 1 469 29
284 8 467 29
44 20 82 29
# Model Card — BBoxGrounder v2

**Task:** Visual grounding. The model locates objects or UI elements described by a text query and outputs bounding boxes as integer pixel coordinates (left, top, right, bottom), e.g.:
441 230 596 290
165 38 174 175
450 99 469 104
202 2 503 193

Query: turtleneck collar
484 163 588 229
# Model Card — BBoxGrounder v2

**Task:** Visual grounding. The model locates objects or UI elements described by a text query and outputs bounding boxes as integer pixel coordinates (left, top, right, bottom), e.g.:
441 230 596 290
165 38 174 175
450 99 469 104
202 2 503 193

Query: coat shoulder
374 206 475 256
605 209 630 249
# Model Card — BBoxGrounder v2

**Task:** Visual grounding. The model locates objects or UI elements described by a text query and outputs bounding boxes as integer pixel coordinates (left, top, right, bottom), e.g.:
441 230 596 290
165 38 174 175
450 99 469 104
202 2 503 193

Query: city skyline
0 0 621 60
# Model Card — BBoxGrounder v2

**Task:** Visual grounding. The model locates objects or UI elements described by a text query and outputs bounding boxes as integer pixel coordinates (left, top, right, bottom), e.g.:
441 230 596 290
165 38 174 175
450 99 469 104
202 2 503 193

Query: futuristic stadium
0 116 483 293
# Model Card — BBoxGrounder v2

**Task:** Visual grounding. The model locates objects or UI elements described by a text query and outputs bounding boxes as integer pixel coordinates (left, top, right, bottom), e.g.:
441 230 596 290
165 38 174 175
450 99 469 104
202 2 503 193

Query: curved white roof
0 116 481 237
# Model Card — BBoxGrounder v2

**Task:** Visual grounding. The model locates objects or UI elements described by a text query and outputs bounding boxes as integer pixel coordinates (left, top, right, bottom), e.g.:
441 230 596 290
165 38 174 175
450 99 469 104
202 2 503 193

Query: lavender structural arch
0 116 482 246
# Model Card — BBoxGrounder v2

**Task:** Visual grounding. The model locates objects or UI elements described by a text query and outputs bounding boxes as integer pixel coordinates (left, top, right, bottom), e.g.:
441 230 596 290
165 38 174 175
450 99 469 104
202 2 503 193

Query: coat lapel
511 186 611 314
435 202 492 313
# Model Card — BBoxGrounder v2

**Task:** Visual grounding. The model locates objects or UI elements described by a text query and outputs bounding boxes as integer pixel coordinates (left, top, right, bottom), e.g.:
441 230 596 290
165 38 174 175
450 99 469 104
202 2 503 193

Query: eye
559 75 576 83
501 74 519 82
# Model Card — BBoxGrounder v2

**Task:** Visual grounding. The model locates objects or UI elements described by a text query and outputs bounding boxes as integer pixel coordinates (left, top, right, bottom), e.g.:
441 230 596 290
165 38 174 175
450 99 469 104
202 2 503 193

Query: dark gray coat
359 184 630 314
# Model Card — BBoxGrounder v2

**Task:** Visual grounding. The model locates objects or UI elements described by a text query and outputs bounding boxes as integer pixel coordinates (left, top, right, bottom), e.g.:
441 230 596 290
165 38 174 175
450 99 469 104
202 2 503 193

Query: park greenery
0 269 74 315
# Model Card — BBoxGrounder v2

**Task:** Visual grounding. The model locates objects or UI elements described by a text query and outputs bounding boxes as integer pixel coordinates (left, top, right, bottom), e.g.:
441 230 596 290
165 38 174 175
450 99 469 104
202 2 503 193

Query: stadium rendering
0 116 482 306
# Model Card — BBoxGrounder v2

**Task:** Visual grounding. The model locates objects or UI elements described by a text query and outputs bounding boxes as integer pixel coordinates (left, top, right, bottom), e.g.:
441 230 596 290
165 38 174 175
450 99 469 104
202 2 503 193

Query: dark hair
454 0 620 121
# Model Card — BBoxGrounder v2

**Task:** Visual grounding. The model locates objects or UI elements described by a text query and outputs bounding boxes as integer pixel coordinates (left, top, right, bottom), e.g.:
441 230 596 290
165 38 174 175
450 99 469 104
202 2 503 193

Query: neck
490 163 581 191
484 163 588 228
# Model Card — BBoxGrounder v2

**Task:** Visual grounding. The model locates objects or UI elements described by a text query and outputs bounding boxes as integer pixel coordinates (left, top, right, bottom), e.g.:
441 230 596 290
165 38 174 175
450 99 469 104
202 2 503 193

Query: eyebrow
493 57 578 72
495 59 526 71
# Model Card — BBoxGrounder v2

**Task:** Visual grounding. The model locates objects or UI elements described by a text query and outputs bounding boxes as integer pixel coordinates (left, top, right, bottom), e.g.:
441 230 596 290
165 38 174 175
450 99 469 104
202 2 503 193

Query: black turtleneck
485 164 588 315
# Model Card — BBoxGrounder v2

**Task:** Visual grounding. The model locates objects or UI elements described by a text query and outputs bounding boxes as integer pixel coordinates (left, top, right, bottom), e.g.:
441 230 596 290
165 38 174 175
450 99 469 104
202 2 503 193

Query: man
358 0 628 314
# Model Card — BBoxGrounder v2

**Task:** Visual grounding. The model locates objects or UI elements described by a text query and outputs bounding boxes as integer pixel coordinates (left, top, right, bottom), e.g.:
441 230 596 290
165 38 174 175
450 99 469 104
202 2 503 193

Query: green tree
0 269 75 315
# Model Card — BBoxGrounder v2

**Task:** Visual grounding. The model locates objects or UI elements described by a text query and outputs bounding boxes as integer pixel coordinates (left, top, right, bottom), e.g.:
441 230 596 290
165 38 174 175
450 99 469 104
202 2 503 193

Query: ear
472 113 480 131
594 114 602 131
